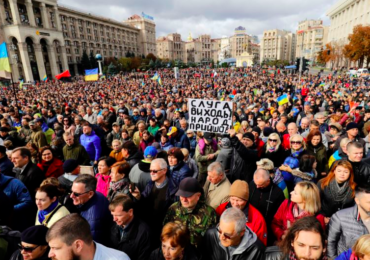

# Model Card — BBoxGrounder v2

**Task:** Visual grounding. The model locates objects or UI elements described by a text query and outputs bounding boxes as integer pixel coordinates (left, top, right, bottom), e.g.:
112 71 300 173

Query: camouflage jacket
163 200 217 247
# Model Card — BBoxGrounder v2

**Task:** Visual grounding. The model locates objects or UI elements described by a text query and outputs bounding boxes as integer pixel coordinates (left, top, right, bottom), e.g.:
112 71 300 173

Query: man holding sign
188 99 233 134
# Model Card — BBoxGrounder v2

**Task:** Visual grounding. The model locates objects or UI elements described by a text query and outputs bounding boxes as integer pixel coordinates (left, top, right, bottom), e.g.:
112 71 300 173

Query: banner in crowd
188 98 233 134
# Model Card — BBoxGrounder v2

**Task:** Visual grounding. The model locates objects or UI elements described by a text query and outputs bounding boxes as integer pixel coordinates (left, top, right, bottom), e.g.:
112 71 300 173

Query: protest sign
188 98 233 134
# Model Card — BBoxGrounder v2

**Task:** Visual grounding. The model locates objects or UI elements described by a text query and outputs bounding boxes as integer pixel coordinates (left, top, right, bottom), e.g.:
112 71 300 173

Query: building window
75 48 79 54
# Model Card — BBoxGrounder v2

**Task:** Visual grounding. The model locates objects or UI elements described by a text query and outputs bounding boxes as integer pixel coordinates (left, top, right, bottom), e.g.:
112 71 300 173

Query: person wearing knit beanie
229 180 249 202
214 179 269 246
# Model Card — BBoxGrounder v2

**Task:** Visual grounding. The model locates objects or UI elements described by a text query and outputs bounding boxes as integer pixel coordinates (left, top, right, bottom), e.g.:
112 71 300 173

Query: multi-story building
260 29 296 63
0 0 156 82
156 27 259 65
326 0 370 44
184 34 212 64
124 14 156 56
156 33 185 61
296 19 328 62
229 26 254 58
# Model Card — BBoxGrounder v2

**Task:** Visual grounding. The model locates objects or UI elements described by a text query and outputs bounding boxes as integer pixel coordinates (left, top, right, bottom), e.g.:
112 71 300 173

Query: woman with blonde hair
237 121 251 135
280 134 307 191
318 160 355 224
271 181 325 241
336 234 370 260
260 133 288 168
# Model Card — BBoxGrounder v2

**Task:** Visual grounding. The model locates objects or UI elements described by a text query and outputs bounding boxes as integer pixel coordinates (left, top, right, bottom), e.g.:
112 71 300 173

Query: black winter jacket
260 145 288 168
13 162 44 199
317 179 355 218
349 159 370 184
110 217 152 260
228 136 258 183
202 227 265 260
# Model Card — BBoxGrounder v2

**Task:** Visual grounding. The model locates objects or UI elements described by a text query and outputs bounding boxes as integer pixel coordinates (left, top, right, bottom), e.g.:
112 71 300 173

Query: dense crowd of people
1 67 370 259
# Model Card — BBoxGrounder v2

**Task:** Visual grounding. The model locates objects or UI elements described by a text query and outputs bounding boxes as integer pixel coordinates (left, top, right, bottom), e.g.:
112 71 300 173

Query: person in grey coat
327 184 370 259
216 138 233 174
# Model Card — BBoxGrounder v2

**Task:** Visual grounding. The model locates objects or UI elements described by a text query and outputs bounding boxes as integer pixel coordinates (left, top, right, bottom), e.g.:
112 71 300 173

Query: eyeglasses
150 169 163 173
291 141 302 145
268 139 278 142
216 224 237 240
18 244 40 253
71 190 90 197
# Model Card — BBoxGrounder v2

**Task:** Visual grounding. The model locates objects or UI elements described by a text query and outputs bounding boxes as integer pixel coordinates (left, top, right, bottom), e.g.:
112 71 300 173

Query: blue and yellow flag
85 68 98 81
19 80 24 89
0 42 11 73
277 94 289 106
151 72 159 80
43 75 48 82
157 75 162 86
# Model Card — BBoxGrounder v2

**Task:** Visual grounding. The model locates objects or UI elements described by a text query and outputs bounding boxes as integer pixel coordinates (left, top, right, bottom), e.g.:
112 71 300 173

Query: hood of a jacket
32 126 42 132
229 226 257 256
127 150 143 161
138 160 151 172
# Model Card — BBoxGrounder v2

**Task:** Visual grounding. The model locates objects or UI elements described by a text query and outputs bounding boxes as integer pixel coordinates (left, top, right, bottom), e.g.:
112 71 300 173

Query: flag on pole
55 70 71 80
84 68 98 81
0 42 11 73
277 94 289 106
151 72 159 80
43 75 48 82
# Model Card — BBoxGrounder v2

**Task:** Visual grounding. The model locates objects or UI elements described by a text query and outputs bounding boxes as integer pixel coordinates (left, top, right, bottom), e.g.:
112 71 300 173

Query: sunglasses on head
18 244 40 253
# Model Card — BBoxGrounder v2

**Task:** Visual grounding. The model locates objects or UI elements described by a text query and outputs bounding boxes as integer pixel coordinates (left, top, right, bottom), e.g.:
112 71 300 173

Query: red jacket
37 158 64 178
216 202 268 246
271 199 325 241
255 138 265 158
282 134 291 150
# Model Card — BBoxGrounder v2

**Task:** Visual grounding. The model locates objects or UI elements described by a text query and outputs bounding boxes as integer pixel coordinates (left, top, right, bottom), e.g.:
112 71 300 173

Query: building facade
184 34 212 64
295 19 328 62
260 29 296 63
156 33 185 61
0 0 156 82
326 0 370 44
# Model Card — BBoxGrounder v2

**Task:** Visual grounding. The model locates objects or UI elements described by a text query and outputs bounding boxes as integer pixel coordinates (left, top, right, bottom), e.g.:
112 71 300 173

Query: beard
51 250 80 260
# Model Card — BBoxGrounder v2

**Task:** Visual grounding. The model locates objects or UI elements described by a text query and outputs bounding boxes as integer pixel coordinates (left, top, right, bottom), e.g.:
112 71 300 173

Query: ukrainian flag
85 68 98 81
277 94 289 106
151 72 159 80
157 75 162 85
0 42 11 73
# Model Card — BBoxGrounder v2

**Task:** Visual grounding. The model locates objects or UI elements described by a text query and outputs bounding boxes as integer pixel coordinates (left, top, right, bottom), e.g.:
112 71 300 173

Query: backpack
0 226 21 260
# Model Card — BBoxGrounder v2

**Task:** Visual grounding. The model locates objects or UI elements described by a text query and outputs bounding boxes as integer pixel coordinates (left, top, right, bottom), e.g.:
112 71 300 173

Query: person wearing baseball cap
129 146 158 192
164 177 217 248
167 126 190 151
11 225 49 260
215 180 268 246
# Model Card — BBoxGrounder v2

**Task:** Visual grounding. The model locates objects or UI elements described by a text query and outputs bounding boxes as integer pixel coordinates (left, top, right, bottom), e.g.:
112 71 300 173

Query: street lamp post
95 54 103 76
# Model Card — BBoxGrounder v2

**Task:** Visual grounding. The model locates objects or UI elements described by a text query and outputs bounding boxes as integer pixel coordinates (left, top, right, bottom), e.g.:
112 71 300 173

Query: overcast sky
59 0 338 41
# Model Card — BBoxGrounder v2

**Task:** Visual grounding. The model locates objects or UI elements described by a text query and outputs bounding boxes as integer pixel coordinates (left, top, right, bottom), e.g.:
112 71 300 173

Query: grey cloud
59 0 337 40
